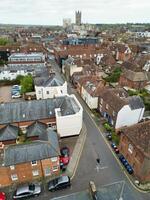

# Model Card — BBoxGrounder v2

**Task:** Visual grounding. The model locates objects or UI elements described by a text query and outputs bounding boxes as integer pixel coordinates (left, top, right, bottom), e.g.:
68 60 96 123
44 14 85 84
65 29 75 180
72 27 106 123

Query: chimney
89 181 97 200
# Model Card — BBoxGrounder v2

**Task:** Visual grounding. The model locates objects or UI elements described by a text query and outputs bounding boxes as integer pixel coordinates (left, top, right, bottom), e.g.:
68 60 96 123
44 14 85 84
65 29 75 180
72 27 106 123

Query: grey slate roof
34 74 64 87
127 96 145 110
0 125 19 141
0 96 80 125
4 128 60 166
26 121 47 137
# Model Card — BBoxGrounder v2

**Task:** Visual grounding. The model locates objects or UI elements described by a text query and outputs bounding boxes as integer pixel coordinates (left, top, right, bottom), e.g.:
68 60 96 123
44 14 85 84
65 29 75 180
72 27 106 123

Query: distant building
8 52 45 67
75 11 81 26
63 18 71 28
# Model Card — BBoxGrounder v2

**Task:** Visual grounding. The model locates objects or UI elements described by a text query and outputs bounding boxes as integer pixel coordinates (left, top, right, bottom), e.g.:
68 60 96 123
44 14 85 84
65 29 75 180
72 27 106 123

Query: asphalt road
47 59 150 200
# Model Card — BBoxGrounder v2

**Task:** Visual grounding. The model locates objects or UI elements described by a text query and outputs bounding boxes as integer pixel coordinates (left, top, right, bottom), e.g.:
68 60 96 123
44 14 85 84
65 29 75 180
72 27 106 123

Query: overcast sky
0 0 149 25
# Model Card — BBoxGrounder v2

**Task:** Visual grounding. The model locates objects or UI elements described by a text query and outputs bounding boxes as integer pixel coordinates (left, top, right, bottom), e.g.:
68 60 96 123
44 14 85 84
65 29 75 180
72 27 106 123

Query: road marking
74 91 148 194
95 165 108 172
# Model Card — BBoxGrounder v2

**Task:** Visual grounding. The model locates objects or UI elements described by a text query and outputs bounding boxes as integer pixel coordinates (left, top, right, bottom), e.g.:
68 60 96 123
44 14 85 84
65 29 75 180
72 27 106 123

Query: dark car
119 155 128 165
126 164 134 174
60 147 70 157
111 143 119 154
106 132 112 140
13 183 41 199
48 175 71 192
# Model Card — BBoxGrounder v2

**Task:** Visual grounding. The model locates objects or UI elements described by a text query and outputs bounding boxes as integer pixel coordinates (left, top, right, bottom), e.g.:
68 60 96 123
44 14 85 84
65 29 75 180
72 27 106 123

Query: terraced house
0 127 60 187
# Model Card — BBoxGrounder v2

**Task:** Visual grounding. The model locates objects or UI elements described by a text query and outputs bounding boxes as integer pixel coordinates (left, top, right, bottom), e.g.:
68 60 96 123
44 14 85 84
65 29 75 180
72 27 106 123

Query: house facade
98 88 145 129
81 79 105 109
0 128 60 187
35 74 68 99
119 70 148 90
118 121 150 182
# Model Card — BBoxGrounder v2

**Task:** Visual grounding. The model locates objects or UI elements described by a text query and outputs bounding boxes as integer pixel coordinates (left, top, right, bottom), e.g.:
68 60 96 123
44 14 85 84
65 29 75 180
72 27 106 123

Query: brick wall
0 157 60 187
119 134 150 182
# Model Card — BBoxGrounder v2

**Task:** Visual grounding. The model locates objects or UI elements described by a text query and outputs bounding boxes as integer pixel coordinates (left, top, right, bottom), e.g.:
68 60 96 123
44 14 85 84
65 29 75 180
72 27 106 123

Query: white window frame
10 165 15 170
51 157 57 162
31 161 37 166
128 144 133 154
11 174 18 181
32 170 39 176
52 166 59 172
106 104 109 109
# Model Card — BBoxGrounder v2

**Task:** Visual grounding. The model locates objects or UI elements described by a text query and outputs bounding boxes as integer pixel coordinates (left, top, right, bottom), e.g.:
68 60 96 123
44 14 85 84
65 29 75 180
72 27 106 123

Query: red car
60 147 70 165
0 192 6 200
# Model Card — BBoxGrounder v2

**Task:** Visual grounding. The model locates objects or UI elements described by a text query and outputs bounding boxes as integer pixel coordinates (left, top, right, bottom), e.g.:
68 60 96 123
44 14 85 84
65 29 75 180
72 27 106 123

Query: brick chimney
89 181 97 200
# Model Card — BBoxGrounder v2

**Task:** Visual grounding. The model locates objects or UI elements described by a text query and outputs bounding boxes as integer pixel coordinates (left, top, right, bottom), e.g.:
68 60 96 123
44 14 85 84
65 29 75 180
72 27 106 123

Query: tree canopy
20 75 34 94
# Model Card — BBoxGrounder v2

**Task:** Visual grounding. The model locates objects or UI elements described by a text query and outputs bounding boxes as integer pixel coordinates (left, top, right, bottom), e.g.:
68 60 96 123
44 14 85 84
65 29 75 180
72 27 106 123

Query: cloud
0 0 149 25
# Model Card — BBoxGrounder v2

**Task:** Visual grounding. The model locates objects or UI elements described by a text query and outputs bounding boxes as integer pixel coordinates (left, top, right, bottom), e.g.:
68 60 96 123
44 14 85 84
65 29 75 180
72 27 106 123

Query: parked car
0 192 6 200
12 85 21 91
48 175 71 192
111 143 119 154
60 147 70 165
13 183 41 199
106 132 112 140
60 146 70 157
126 164 134 174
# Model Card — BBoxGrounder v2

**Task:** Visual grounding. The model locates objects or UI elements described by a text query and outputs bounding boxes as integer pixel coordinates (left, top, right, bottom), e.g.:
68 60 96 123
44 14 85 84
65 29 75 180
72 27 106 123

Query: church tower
75 11 81 25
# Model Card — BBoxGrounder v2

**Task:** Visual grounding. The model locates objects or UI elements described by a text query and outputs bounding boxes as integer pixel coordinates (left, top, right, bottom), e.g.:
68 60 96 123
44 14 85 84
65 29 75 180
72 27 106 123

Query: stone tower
75 11 81 25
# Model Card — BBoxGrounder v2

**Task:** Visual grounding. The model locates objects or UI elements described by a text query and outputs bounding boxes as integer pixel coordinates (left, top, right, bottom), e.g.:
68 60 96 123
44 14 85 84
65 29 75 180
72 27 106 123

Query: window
44 167 51 176
31 161 37 166
128 144 133 154
10 165 15 170
38 91 41 94
53 166 59 172
51 157 57 162
113 111 116 116
32 170 39 176
46 91 49 94
106 104 109 109
11 174 18 181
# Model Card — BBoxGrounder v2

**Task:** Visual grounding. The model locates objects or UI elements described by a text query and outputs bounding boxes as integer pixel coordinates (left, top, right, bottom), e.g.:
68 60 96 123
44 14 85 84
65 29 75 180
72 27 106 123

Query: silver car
13 183 41 199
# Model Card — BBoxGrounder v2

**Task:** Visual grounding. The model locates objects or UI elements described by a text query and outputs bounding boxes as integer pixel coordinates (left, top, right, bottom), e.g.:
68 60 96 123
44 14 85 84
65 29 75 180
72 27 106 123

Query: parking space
59 136 78 156
0 86 23 103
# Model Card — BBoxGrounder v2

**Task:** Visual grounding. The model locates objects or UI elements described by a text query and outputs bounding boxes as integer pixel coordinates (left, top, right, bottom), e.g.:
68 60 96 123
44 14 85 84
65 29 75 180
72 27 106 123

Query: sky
0 0 149 25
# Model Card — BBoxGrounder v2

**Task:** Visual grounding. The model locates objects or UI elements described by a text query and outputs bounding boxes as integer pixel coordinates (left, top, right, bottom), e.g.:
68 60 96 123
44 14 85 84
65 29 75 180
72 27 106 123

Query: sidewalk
66 122 87 179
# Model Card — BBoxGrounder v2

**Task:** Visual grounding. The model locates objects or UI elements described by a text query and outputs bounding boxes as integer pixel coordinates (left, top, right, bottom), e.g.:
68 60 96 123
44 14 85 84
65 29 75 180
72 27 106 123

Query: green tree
16 75 24 84
0 38 9 45
20 75 34 94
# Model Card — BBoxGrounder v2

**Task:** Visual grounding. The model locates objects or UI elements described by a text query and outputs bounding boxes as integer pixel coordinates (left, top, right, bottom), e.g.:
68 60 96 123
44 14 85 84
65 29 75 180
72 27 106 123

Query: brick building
0 128 60 187
118 120 150 182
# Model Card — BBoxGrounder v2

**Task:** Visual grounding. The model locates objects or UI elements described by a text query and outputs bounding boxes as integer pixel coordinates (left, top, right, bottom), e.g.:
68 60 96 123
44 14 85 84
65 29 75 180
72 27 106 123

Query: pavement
66 122 87 179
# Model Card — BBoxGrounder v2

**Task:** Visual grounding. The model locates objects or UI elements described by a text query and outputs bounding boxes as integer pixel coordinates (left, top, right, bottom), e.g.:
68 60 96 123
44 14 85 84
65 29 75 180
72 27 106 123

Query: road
47 59 150 200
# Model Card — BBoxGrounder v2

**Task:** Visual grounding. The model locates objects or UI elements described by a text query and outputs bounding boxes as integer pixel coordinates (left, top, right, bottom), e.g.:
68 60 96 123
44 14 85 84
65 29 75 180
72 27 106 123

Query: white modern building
55 94 83 137
0 65 46 80
35 74 68 99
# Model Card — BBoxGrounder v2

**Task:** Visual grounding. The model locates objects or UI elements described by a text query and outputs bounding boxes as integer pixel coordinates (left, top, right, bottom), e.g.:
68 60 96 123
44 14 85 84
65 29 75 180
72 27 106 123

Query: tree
16 75 24 84
0 38 9 45
20 75 34 94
